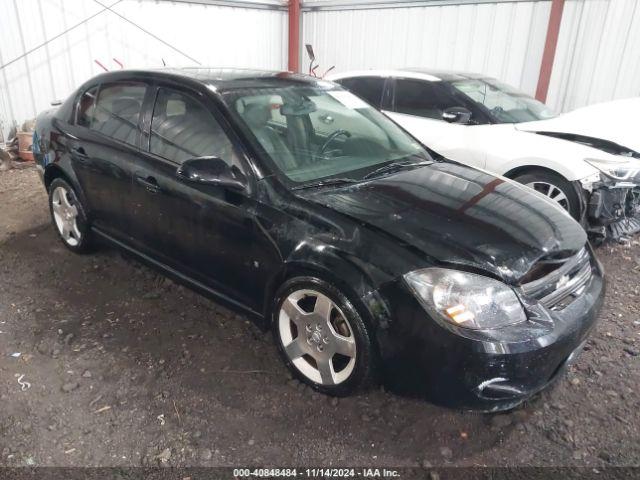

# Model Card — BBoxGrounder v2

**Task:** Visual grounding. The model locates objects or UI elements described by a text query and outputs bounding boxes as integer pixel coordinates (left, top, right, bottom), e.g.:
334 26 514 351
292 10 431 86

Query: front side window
450 78 556 123
223 84 431 184
90 82 146 146
394 79 457 120
337 77 385 108
150 88 237 166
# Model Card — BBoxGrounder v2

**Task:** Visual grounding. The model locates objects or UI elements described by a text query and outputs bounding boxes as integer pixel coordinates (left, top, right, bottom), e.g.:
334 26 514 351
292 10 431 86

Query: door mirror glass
442 106 472 124
177 157 247 191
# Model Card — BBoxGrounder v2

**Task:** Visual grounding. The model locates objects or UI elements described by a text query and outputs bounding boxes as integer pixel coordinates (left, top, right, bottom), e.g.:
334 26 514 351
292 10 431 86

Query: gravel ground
0 166 639 469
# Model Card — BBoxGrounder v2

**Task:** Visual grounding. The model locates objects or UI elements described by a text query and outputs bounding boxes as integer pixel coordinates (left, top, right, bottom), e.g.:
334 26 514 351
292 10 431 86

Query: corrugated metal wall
546 0 640 112
2 0 639 139
302 1 552 96
0 0 287 140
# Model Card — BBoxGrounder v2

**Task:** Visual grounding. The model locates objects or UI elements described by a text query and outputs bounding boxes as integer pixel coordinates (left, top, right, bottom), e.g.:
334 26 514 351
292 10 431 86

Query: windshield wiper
363 159 432 180
292 177 360 191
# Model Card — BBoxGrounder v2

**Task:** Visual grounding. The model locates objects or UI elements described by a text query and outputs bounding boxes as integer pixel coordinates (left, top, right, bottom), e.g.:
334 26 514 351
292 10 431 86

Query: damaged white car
330 69 640 241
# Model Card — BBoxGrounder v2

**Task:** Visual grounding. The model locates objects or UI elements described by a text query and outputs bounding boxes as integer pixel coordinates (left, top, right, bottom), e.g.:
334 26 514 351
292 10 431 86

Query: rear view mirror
177 157 247 191
442 106 472 125
280 100 317 116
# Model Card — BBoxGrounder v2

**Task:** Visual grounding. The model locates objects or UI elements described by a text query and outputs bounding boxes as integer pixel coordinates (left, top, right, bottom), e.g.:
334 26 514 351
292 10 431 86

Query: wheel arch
43 164 91 218
44 164 71 190
503 164 586 222
503 164 571 182
263 252 392 337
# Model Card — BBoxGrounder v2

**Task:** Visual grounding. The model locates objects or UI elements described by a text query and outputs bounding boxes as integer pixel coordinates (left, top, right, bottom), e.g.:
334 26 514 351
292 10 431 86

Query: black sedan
33 68 604 411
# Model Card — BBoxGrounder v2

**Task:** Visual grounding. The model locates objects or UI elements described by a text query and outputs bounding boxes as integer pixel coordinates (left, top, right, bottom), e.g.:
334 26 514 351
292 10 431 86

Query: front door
129 85 276 312
386 77 486 168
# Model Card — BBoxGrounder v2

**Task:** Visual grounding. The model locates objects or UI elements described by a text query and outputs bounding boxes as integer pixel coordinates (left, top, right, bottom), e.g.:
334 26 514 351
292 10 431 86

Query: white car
329 69 640 239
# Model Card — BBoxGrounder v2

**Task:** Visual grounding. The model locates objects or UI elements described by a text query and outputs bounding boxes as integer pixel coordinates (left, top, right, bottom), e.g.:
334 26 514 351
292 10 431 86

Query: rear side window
76 86 98 127
338 77 385 108
91 82 146 146
149 88 237 166
394 79 457 119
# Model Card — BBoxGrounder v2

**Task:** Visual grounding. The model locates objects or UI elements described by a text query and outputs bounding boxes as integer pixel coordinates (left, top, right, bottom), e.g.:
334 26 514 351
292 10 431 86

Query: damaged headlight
585 158 640 182
404 268 526 330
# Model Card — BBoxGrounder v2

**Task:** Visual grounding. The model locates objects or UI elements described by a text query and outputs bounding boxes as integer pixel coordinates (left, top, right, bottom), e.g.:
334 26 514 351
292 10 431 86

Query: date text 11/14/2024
233 468 401 477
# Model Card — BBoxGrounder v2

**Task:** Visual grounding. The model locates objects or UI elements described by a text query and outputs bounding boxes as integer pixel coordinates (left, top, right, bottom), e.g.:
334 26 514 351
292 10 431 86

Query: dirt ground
1 165 639 469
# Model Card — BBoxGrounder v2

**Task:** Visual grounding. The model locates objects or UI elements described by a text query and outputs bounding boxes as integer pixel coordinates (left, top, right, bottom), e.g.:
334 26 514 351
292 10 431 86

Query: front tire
48 178 93 253
272 276 376 396
513 170 581 220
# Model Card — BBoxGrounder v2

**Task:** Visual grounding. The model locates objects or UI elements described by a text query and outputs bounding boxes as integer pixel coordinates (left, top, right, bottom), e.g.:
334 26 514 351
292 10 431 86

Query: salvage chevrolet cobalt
33 68 604 410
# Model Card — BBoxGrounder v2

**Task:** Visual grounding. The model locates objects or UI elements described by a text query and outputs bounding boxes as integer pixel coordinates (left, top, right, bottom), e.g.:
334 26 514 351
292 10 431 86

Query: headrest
112 98 140 117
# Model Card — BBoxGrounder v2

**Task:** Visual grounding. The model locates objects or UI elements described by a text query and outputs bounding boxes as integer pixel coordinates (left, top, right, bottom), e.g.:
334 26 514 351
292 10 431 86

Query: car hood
516 97 640 155
298 162 586 284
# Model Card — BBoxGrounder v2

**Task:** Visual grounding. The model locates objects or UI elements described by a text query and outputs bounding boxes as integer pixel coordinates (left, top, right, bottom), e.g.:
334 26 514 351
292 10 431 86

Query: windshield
450 78 556 123
221 83 431 185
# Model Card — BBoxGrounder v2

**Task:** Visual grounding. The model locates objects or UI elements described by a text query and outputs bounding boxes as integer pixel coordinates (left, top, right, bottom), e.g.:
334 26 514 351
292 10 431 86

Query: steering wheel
316 129 351 158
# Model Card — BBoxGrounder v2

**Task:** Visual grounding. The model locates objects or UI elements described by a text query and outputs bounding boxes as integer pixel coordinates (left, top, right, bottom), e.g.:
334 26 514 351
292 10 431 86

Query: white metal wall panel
303 1 552 95
0 0 287 139
546 0 640 113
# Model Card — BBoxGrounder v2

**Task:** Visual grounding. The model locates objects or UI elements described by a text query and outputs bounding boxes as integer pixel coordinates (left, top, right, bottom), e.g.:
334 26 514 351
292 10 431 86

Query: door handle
135 174 160 194
71 146 88 161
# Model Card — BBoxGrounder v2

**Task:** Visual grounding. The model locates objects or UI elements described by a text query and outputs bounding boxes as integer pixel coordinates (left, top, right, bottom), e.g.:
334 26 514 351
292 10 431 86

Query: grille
520 247 593 310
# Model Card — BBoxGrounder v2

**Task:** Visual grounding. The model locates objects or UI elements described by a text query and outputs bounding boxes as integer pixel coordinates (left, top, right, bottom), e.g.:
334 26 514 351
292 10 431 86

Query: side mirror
176 157 247 191
442 106 472 124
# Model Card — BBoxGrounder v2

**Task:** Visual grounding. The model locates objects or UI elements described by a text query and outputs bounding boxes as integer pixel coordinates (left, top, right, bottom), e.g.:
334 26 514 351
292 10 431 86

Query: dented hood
299 162 586 283
516 97 640 154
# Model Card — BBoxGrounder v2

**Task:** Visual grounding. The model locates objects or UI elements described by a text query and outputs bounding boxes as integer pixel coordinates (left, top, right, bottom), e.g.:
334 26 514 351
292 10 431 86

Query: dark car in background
33 68 604 410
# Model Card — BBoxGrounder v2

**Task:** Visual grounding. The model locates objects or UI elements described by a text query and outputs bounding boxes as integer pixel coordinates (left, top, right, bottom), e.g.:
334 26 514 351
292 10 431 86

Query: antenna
304 44 334 78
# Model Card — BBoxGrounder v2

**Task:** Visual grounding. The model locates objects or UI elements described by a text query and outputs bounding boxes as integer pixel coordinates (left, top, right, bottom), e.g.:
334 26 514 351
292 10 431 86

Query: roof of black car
173 67 305 82
105 67 320 90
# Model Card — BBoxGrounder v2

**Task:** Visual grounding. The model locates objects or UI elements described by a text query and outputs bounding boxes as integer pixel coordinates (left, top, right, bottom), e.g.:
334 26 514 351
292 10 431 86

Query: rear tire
513 170 581 220
48 178 93 253
272 276 376 396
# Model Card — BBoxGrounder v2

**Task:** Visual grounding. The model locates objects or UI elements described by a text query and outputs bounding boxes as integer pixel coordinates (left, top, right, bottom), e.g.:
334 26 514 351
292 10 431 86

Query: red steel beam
288 0 300 72
535 0 566 103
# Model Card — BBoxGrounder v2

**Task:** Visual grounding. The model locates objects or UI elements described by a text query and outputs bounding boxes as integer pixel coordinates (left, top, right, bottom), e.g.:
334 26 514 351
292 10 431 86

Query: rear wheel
48 178 93 253
272 277 376 396
513 170 581 220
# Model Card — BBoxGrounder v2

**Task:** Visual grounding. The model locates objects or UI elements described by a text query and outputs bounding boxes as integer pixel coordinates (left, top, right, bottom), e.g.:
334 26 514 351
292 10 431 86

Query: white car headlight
404 268 527 330
585 158 640 181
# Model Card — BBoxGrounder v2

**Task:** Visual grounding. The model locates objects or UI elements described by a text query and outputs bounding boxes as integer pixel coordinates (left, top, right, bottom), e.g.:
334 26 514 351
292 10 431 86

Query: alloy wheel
526 181 570 211
278 289 356 386
51 186 82 246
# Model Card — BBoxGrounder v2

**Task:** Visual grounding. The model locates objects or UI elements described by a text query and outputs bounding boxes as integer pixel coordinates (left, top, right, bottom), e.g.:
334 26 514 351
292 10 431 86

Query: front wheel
513 171 581 220
48 178 93 253
272 277 376 396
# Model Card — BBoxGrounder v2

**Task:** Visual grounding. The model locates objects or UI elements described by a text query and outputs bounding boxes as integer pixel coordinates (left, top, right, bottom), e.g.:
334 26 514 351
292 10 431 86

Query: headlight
404 268 526 330
585 158 640 181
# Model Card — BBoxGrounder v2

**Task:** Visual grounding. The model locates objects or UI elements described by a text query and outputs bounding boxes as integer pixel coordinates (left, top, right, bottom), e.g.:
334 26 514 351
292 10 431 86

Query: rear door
68 81 148 239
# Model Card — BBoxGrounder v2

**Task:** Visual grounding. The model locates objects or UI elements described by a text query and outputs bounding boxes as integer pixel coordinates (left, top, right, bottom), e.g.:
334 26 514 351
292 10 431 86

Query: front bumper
580 176 640 240
376 254 605 411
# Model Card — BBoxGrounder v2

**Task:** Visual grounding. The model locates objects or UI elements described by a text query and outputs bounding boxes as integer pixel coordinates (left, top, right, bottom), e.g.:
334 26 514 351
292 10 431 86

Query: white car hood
516 97 640 154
